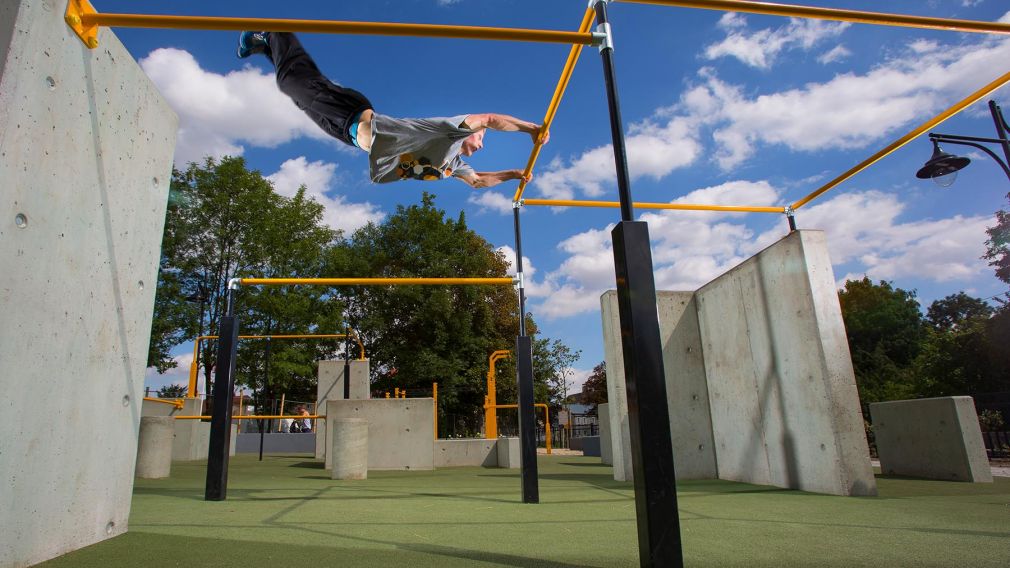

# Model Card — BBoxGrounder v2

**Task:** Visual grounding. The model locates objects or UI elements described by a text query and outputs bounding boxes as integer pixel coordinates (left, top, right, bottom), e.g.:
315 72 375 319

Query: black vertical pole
513 203 538 503
206 289 239 501
990 100 1010 169
787 210 797 232
593 2 683 566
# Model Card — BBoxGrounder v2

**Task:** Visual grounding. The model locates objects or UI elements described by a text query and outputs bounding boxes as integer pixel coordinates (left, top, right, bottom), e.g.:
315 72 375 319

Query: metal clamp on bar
228 277 242 290
514 272 524 289
593 23 613 51
512 199 524 209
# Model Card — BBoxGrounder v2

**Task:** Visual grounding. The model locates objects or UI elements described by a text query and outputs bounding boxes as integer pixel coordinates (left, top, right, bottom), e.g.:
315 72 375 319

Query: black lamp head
916 140 970 185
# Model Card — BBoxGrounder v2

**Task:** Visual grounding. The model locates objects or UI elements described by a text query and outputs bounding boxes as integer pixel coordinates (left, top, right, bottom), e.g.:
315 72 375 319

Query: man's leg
266 32 373 146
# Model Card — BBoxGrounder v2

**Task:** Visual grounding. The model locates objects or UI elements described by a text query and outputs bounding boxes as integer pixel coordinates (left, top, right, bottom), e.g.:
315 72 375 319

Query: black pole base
612 221 684 568
205 315 240 501
515 335 539 504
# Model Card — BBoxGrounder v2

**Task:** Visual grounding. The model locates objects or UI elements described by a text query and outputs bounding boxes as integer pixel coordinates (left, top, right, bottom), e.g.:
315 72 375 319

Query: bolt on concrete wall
0 1 178 565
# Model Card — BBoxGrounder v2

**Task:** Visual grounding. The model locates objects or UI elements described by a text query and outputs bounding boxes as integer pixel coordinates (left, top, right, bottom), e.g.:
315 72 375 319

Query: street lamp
917 100 1010 186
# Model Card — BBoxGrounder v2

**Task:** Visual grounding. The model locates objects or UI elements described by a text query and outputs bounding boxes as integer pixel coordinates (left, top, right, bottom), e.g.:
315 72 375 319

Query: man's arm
458 170 531 189
462 114 550 145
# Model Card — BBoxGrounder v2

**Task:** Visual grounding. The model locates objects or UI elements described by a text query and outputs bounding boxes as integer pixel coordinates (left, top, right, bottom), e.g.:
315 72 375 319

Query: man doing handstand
238 31 549 188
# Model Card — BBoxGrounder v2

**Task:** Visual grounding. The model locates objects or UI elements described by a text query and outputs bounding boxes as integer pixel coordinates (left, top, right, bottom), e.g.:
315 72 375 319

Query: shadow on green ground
38 455 1010 568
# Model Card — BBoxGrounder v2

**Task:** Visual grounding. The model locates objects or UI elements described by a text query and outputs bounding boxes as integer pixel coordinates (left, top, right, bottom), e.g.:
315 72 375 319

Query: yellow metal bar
792 68 1010 210
484 350 512 439
143 397 184 410
174 415 321 420
514 8 596 202
277 393 286 432
238 277 515 286
523 198 785 213
433 382 438 441
68 1 597 49
620 0 1010 35
187 339 200 398
490 404 552 455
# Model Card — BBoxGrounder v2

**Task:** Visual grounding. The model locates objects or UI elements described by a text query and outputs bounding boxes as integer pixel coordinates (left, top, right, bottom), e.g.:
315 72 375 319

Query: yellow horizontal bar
514 8 596 203
792 68 1010 210
621 0 1010 35
81 12 596 45
143 397 184 409
174 415 322 420
523 199 785 213
238 277 515 286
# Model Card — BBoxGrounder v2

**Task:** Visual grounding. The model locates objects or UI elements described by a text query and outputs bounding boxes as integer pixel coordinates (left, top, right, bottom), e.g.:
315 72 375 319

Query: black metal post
515 335 539 504
512 203 538 503
593 2 684 566
989 100 1010 170
787 212 797 232
205 289 239 501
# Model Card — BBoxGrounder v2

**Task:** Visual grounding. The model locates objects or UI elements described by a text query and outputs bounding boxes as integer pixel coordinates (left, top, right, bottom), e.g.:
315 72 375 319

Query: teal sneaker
237 31 269 59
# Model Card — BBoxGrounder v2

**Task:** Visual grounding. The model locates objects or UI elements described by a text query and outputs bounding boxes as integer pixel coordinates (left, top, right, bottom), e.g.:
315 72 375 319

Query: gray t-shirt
368 114 477 184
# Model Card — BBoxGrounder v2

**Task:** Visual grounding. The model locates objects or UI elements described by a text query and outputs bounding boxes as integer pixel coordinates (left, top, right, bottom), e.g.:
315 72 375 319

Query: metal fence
982 431 1010 459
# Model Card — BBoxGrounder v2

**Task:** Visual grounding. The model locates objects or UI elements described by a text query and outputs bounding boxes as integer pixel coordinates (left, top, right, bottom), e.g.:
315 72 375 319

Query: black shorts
268 32 373 147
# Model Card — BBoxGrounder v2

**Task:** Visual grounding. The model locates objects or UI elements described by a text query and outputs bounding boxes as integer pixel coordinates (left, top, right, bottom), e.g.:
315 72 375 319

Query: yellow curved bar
490 403 552 455
238 277 515 286
792 68 1010 210
143 397 185 410
71 4 597 48
523 199 785 213
514 8 596 202
621 0 1010 35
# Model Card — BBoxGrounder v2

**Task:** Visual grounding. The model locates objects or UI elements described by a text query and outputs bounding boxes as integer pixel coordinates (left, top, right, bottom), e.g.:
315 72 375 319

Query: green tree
534 338 581 413
926 292 993 331
580 361 608 413
838 277 925 402
156 384 188 398
983 193 1010 290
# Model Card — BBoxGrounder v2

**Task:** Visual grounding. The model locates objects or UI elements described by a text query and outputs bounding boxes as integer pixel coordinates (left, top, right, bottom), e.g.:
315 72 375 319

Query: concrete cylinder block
136 417 174 479
331 418 368 480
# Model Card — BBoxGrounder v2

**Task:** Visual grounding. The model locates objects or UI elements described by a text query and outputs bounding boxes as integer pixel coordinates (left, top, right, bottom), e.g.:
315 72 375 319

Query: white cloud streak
704 15 850 69
267 157 384 235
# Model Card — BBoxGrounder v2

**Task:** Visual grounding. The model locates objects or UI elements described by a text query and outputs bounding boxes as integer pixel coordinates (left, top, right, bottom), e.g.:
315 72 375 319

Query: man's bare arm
462 114 550 145
458 170 531 189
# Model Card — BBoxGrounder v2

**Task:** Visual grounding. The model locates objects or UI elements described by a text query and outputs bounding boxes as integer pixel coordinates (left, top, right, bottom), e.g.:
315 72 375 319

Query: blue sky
118 0 1010 394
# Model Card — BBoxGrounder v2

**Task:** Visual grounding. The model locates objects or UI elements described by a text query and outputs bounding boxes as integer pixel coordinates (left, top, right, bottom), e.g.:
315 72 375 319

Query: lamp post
917 100 1010 186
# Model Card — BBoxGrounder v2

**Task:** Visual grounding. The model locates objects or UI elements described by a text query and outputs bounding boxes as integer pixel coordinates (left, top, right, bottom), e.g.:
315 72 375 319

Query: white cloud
704 16 850 69
267 157 384 234
467 191 514 215
817 45 851 64
139 48 340 166
999 10 1010 24
145 352 194 392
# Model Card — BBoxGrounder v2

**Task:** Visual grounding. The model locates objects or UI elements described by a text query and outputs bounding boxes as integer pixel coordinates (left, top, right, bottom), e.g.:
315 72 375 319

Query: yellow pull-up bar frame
65 0 602 50
235 277 516 287
620 0 1010 36
523 199 785 214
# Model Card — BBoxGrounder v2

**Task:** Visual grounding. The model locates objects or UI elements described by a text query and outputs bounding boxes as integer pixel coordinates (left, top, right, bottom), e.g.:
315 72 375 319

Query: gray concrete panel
316 359 370 459
435 439 498 467
497 437 520 469
598 403 613 465
871 396 993 482
697 231 875 496
135 417 173 479
600 291 634 481
325 399 434 470
0 2 178 566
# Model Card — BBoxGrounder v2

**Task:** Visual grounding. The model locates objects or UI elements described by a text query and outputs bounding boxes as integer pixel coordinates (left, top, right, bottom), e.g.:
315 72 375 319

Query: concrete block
0 2 177 566
600 292 634 481
435 439 498 467
135 417 173 479
696 230 875 496
598 403 613 465
871 396 993 482
497 437 520 469
325 399 433 470
331 418 368 480
316 359 370 459
141 399 184 417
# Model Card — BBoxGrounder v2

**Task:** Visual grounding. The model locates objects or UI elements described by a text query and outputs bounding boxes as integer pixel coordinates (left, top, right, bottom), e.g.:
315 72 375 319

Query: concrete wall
0 2 178 566
325 399 434 470
497 437 520 469
696 230 874 496
141 399 184 417
598 403 612 465
600 231 875 496
435 439 498 467
871 397 992 482
601 291 717 481
316 359 369 459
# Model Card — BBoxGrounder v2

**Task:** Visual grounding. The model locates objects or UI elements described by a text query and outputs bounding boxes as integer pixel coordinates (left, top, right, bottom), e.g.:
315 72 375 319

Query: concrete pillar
135 417 173 479
331 418 368 480
497 437 520 469
316 359 370 459
599 403 613 465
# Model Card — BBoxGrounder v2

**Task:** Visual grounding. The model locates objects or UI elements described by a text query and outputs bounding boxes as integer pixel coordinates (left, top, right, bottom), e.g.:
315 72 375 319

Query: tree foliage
156 384 188 399
580 361 608 413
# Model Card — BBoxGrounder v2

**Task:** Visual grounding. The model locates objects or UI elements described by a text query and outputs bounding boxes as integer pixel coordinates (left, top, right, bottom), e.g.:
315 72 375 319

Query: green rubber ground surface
39 455 1010 567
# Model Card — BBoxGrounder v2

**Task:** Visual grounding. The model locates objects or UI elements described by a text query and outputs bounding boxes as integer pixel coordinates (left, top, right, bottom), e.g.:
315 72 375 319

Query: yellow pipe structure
620 0 1010 36
792 68 1010 211
490 404 552 455
237 277 515 286
143 397 184 410
523 199 785 214
174 415 321 420
484 350 511 439
65 0 600 50
187 332 364 398
513 8 596 203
